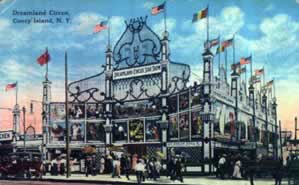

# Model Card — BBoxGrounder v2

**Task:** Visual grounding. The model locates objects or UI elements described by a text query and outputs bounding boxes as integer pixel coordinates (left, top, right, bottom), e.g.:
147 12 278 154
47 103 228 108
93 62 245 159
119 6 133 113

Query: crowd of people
44 152 186 184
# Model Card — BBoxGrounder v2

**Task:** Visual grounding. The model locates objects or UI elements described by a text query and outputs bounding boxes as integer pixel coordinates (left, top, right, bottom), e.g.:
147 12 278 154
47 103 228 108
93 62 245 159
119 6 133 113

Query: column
272 99 278 158
12 104 20 152
262 94 269 155
201 48 214 173
42 79 51 160
158 31 169 159
104 45 113 146
248 84 256 142
231 69 239 140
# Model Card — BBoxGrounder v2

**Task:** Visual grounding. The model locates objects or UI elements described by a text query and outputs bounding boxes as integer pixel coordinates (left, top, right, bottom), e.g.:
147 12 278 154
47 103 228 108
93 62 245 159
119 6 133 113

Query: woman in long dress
232 160 242 179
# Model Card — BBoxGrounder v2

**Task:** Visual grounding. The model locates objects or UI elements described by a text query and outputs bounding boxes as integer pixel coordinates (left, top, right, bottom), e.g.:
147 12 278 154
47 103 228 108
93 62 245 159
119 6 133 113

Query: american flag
94 21 108 33
151 2 165 15
255 68 264 76
5 82 17 91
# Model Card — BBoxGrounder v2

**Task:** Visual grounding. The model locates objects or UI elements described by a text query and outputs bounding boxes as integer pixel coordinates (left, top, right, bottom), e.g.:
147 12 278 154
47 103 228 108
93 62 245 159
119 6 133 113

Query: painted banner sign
113 64 161 80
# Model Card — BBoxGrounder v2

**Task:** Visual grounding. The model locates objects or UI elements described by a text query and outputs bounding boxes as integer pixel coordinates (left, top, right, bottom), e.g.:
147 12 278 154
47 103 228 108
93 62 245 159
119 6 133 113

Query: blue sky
0 0 299 130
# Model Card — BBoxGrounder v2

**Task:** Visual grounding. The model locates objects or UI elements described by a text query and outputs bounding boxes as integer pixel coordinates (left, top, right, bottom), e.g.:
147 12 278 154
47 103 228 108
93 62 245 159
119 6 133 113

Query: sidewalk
42 174 287 185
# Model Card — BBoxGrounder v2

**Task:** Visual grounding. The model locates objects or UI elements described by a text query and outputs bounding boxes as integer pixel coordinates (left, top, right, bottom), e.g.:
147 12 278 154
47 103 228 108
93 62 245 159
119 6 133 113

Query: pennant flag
204 36 219 49
5 82 17 91
249 75 261 84
216 45 225 54
151 2 166 15
94 20 108 33
266 80 274 87
255 68 264 76
37 49 51 66
238 67 246 75
240 56 251 65
231 63 240 71
192 7 208 23
222 38 233 48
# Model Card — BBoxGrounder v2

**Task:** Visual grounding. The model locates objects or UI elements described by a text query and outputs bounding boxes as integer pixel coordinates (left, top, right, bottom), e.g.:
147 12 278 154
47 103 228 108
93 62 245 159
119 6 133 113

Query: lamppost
22 106 26 153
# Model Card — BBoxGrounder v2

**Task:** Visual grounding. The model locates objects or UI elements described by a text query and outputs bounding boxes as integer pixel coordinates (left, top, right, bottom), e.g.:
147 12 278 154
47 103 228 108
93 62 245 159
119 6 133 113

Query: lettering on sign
113 64 161 80
0 131 13 141
166 142 202 147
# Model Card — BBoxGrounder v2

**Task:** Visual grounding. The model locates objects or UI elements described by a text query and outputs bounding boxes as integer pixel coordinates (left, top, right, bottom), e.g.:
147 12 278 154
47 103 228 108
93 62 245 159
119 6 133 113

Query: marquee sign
0 131 13 141
113 64 161 80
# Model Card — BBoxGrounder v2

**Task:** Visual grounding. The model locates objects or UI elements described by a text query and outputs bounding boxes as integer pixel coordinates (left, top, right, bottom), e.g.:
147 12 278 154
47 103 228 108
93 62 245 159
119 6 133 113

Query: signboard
167 141 202 147
113 64 161 80
86 122 105 142
0 131 13 141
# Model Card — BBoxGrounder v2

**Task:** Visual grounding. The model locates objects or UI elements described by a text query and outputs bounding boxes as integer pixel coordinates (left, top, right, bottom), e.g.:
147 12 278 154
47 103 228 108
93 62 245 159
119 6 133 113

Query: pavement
39 174 289 185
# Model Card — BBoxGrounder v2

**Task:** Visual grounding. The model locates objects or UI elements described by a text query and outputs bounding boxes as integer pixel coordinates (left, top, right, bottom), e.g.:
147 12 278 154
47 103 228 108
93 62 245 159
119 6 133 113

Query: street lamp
22 106 26 153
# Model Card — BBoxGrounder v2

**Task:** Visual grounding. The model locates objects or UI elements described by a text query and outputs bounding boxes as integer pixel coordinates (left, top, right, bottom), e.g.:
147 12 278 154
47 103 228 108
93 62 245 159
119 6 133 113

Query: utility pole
22 106 26 153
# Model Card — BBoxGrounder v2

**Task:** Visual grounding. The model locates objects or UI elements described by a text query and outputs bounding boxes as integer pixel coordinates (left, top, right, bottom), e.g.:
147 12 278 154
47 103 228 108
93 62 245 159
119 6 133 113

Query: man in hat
218 154 226 179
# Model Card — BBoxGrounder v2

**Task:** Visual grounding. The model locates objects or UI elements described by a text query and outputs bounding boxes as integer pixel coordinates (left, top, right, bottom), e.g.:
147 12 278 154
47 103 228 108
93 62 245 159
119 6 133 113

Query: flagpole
273 78 276 98
46 47 48 81
206 5 209 43
218 36 221 76
233 34 235 65
164 1 167 32
225 49 227 83
245 65 247 96
108 16 111 47
15 81 18 105
65 51 70 178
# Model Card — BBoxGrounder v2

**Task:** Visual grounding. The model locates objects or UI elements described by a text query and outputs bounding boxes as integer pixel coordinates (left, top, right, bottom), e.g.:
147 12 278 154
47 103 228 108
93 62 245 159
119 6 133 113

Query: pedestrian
123 155 131 180
273 160 283 185
218 154 226 179
232 159 242 179
115 157 121 178
135 159 145 185
85 156 92 177
175 157 184 183
154 158 162 178
99 156 105 174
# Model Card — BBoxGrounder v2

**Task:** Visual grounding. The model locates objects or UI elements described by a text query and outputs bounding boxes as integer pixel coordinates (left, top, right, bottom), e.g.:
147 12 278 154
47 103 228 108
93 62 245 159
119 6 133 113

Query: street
0 180 112 185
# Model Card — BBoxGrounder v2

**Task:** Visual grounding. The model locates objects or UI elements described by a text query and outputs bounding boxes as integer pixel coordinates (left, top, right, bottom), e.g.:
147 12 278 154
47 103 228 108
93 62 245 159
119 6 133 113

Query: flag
204 36 219 49
266 80 274 87
250 75 261 84
255 68 264 76
240 56 251 65
94 20 108 33
216 45 225 54
238 67 246 75
151 2 166 15
192 7 208 23
222 38 233 48
37 49 50 66
5 82 17 91
231 63 240 71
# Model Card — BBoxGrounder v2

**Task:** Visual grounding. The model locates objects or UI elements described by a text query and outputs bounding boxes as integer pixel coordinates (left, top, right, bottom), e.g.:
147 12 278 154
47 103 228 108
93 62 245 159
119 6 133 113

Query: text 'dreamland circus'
12 10 71 24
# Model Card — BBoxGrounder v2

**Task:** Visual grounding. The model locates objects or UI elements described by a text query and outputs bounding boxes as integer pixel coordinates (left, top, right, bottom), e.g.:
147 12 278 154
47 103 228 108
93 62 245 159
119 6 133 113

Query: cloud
70 12 105 35
143 1 154 10
153 18 176 36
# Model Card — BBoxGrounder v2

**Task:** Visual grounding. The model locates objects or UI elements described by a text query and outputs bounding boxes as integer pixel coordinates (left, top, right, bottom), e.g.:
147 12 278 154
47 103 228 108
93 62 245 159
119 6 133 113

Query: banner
179 112 189 140
113 64 161 80
86 104 103 119
69 104 85 120
50 103 65 121
70 122 85 142
129 119 144 142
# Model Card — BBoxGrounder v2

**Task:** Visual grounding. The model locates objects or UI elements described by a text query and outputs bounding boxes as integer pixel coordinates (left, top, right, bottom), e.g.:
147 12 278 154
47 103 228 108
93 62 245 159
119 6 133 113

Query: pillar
42 79 51 160
104 45 113 146
158 31 169 159
231 68 239 140
12 104 20 152
201 48 214 173
262 94 269 155
248 84 256 142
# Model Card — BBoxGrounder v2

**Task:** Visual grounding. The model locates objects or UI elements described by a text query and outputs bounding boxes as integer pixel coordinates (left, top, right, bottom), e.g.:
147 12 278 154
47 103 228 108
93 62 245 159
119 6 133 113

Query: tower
103 45 113 146
231 68 239 140
249 83 256 142
158 30 169 158
12 104 20 152
201 48 214 173
42 79 51 160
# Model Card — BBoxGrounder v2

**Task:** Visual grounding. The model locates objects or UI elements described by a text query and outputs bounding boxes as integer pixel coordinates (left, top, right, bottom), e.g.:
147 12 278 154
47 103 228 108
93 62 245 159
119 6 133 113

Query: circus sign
113 64 161 80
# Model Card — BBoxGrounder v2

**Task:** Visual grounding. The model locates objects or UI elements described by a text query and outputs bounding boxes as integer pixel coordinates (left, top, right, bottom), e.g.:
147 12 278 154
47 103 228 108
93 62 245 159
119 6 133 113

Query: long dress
232 160 242 179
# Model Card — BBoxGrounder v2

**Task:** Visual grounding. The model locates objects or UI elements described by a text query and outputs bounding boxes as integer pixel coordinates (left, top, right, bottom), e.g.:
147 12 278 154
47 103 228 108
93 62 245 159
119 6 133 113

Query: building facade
44 17 280 173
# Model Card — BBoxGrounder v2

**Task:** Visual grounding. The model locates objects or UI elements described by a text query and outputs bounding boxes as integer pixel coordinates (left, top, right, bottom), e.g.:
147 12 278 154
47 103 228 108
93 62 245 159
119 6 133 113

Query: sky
0 0 298 134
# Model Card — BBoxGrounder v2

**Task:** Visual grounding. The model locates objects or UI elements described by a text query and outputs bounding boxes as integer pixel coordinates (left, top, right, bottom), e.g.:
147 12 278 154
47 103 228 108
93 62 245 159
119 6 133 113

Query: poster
112 121 128 143
70 122 85 142
129 119 144 142
168 95 177 113
69 104 85 120
50 121 65 142
50 103 65 121
86 103 103 119
179 112 189 140
86 122 105 142
145 117 161 142
191 110 202 139
168 115 178 141
179 92 189 111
